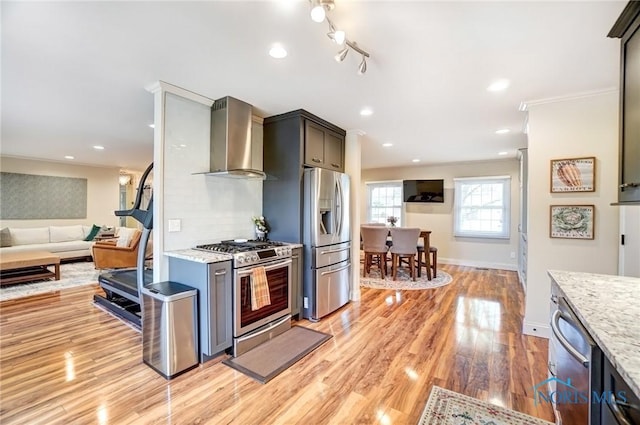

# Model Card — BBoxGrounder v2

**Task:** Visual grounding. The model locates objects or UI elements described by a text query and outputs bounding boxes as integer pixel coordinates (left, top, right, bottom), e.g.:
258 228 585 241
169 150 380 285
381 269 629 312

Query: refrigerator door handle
320 262 351 276
335 179 343 235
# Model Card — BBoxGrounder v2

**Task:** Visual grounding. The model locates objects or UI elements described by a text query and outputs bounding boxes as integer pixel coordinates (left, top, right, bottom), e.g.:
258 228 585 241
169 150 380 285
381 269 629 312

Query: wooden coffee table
0 251 61 286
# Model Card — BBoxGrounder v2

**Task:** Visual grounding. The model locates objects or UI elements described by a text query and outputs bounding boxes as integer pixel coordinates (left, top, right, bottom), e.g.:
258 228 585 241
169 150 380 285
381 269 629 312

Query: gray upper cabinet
303 117 345 171
609 1 640 204
262 109 346 244
304 121 326 167
257 110 345 173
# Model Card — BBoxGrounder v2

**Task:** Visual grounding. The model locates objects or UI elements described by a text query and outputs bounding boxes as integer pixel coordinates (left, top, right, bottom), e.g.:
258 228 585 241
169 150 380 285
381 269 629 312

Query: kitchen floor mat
222 325 332 384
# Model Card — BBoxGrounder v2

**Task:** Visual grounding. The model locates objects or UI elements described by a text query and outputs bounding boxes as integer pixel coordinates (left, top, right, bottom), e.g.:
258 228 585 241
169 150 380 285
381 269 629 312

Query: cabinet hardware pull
550 310 589 367
214 270 227 276
620 182 640 189
610 394 634 425
331 163 340 168
312 158 321 163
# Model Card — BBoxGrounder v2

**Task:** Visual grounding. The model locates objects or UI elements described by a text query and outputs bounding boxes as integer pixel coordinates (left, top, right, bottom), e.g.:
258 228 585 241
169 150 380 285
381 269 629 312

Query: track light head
310 5 326 22
335 47 349 62
358 56 367 75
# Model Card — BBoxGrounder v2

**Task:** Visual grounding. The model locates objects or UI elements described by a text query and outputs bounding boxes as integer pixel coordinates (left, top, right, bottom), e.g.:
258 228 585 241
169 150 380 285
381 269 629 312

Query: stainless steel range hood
207 96 265 179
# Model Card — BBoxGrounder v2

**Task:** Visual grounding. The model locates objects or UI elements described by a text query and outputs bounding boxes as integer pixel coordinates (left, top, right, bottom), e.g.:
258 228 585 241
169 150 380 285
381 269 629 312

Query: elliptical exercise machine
93 163 153 328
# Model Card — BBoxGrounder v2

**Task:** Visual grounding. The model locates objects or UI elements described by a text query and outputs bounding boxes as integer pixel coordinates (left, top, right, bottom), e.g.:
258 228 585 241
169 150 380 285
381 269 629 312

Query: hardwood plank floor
0 265 555 424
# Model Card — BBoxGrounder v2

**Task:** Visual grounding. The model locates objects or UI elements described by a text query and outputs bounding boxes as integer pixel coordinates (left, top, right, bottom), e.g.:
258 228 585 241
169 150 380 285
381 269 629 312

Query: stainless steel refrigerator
302 168 351 321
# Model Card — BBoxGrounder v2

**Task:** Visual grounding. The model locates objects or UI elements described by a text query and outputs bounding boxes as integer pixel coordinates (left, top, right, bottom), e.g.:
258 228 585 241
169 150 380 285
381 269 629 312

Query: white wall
524 91 619 337
151 85 263 280
0 156 121 228
361 159 520 270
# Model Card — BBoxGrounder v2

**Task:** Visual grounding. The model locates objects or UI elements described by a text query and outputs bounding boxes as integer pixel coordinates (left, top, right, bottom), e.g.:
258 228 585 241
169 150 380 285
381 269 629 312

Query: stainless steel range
195 240 292 356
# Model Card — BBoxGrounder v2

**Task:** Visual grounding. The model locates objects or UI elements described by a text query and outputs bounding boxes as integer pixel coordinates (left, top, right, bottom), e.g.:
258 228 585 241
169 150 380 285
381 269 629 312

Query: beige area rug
418 386 554 425
222 326 332 384
0 261 99 302
359 264 453 290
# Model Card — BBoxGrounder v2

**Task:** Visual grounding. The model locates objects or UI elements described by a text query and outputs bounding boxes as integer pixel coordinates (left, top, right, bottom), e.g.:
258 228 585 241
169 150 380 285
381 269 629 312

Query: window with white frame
453 176 511 239
366 181 403 225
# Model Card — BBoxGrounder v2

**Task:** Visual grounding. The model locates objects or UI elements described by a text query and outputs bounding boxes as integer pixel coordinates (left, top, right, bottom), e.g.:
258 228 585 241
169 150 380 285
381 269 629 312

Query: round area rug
359 265 453 290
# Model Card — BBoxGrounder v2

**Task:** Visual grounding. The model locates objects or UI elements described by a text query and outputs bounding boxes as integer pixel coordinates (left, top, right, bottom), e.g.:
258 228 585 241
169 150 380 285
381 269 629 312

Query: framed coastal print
550 205 595 239
550 157 596 193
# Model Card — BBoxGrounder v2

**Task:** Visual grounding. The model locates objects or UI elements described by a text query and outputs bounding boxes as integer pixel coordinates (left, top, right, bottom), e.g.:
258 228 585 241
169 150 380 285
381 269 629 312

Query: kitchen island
548 270 640 400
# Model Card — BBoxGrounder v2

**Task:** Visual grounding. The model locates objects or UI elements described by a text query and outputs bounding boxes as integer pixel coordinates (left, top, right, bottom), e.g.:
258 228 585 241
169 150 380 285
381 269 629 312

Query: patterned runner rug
360 264 452 290
0 261 99 302
418 386 554 425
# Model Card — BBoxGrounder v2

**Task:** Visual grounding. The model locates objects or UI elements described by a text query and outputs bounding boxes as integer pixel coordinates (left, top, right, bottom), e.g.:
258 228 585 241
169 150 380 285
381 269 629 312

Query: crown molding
519 87 618 111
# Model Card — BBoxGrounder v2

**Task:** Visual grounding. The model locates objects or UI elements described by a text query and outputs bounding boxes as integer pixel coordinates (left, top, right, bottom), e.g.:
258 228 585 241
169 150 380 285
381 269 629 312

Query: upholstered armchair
92 229 147 269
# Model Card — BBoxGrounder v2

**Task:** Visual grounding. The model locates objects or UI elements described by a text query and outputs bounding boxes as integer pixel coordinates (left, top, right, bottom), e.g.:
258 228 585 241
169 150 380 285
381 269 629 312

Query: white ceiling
1 1 626 171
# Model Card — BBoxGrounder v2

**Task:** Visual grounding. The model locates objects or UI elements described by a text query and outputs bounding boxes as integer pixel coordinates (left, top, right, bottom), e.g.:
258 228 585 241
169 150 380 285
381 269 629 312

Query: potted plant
252 216 270 241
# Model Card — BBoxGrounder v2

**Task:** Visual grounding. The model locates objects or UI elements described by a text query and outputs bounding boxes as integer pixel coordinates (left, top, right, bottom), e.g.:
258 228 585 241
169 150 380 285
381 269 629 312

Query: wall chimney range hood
207 96 266 179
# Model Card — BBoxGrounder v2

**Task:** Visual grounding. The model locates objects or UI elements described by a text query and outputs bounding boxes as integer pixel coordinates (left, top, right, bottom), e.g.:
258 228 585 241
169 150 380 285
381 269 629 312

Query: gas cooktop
194 239 291 267
195 239 287 253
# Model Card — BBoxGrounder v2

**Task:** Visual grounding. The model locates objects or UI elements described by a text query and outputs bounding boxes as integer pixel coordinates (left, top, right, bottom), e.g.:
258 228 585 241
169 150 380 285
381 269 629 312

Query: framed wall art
550 205 595 239
550 157 596 193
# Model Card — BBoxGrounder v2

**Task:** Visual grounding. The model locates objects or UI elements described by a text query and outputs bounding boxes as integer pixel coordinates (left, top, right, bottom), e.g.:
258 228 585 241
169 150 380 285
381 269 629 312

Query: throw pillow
116 227 137 248
0 227 12 247
84 224 101 241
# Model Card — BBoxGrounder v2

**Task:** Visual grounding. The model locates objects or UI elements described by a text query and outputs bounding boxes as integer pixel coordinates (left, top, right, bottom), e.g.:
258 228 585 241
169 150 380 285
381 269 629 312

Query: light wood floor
0 265 555 424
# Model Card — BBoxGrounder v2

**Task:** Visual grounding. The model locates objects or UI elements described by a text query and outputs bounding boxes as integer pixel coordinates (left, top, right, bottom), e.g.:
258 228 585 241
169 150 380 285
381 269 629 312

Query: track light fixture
335 47 348 62
358 56 367 75
308 0 371 75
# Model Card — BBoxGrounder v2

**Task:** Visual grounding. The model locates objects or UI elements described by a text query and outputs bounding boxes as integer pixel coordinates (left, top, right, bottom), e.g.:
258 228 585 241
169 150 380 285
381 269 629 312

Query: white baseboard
439 257 518 271
523 320 550 338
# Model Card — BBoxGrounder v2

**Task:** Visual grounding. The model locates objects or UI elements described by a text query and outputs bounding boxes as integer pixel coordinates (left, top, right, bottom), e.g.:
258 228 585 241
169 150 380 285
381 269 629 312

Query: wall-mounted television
403 179 445 203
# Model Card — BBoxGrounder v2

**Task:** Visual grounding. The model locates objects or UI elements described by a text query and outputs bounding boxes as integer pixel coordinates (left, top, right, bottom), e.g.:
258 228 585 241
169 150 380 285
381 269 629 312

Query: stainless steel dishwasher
550 293 603 425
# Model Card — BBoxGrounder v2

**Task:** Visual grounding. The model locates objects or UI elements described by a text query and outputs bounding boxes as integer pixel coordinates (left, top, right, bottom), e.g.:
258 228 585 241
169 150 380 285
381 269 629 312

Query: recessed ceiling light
495 128 510 134
412 159 421 163
64 155 74 160
498 151 508 156
382 143 393 147
487 79 510 92
269 44 287 59
93 145 104 150
360 108 373 116
149 124 155 129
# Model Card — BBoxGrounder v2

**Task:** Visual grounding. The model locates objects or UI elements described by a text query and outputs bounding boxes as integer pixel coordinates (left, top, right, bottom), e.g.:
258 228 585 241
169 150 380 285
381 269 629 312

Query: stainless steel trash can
141 281 198 379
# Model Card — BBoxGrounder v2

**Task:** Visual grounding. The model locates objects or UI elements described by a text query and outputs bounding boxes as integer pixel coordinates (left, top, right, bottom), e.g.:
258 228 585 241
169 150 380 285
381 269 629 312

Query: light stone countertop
548 270 640 398
164 249 232 264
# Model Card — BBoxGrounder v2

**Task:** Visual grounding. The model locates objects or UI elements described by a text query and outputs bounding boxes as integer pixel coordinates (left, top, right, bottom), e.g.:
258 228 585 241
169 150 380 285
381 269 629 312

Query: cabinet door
208 261 233 354
304 120 326 167
324 130 344 172
620 22 640 202
291 247 302 317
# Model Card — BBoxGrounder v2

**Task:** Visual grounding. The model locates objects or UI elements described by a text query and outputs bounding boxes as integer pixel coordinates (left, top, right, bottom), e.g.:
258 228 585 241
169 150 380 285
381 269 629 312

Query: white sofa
0 225 96 260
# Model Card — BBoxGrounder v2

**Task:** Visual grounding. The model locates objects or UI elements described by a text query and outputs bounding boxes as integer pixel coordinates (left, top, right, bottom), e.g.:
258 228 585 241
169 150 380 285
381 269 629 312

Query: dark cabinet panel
609 2 640 203
263 109 346 244
291 246 302 318
325 131 344 171
304 121 326 167
168 258 232 361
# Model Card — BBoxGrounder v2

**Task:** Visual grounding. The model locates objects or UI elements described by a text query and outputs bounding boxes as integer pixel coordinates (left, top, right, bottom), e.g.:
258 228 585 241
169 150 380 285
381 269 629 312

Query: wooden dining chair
389 227 421 281
416 231 438 280
361 225 390 278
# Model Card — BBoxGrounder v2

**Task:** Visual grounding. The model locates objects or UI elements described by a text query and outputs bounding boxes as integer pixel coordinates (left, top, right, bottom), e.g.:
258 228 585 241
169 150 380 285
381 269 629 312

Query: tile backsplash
162 93 262 251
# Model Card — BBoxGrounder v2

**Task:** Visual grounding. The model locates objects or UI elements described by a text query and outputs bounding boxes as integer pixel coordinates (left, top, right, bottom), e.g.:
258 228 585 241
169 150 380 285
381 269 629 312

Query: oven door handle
236 259 292 277
320 262 351 276
235 315 292 343
550 309 589 367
